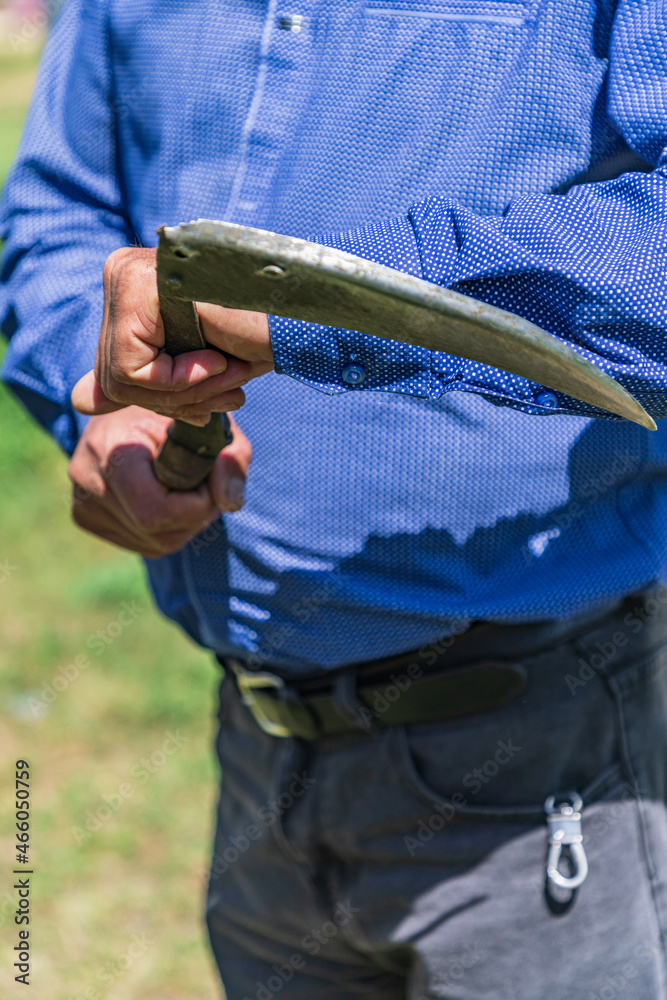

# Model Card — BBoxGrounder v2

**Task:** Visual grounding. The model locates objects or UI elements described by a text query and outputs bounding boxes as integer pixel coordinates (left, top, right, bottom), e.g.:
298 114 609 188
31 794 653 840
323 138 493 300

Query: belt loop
332 670 378 734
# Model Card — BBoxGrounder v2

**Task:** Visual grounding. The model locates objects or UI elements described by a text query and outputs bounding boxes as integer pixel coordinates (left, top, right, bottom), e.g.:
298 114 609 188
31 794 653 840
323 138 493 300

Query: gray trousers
206 593 667 999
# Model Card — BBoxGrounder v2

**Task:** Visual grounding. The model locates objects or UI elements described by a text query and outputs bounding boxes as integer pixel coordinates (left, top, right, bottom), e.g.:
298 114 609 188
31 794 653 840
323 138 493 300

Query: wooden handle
153 229 233 490
155 414 232 491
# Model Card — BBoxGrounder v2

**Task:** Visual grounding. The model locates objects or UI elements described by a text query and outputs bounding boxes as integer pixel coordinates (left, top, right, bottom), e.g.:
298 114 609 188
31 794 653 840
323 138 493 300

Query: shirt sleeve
271 0 667 422
0 0 130 455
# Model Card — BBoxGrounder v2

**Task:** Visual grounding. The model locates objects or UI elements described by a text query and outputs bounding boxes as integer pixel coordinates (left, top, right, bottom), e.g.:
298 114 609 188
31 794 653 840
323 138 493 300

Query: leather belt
225 654 527 740
221 596 629 739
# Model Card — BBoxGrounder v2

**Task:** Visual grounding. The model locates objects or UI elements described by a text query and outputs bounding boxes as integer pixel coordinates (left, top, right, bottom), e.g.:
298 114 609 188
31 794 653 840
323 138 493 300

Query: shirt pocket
363 0 540 27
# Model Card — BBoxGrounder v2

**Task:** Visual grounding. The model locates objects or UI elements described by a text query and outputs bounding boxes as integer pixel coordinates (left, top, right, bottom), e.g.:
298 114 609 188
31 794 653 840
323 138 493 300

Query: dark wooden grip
154 415 233 491
153 229 233 490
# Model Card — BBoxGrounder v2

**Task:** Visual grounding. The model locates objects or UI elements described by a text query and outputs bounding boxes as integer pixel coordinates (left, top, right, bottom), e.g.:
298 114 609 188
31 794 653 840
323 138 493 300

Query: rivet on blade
260 265 285 279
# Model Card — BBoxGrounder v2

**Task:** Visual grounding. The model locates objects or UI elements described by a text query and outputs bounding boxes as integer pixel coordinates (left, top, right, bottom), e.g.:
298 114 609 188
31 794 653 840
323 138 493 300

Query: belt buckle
229 661 293 738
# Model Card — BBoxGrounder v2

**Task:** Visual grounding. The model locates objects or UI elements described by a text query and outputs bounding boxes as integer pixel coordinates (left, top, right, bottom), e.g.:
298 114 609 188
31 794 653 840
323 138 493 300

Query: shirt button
535 391 558 408
278 14 303 31
341 363 366 386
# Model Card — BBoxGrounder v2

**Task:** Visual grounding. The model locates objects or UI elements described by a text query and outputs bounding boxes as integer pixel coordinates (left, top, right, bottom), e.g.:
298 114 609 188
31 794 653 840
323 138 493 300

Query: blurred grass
0 46 223 1000
0 49 40 179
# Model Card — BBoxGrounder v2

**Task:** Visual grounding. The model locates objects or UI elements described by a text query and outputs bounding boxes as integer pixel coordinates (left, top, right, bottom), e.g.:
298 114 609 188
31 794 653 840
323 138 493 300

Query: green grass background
1 45 223 1000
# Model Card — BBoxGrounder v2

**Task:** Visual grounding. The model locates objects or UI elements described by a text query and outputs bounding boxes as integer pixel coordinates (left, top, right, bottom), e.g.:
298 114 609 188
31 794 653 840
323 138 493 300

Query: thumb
71 370 125 415
208 416 253 511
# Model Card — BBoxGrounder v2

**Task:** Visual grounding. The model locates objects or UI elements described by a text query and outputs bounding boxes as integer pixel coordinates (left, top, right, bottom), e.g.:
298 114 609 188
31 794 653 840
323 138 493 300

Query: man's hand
68 406 252 558
71 247 273 424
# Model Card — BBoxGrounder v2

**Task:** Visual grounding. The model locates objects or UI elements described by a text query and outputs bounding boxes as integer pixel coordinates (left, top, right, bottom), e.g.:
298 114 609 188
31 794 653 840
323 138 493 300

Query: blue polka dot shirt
2 0 667 670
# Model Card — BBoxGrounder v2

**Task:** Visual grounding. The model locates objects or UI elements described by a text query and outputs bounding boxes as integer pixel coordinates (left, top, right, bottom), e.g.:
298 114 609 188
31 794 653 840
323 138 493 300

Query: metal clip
544 792 589 891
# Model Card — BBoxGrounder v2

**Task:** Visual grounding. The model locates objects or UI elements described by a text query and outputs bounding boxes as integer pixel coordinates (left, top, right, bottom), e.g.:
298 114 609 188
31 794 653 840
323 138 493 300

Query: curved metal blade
158 220 656 430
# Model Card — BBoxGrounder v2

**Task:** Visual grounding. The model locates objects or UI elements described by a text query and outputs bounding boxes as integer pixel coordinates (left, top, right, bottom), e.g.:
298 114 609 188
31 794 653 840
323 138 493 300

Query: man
3 1 667 996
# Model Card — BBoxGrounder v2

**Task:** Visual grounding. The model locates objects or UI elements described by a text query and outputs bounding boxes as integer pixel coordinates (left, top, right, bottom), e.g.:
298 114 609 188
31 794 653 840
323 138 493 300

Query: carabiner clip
544 792 589 891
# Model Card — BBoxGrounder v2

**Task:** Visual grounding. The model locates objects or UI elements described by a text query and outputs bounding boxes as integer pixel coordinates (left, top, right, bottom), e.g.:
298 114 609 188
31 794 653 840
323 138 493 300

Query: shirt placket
225 0 316 228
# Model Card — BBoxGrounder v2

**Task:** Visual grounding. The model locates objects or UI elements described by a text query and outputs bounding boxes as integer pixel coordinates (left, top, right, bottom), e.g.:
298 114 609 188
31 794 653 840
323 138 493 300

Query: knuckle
68 461 99 507
102 255 117 284
155 403 180 419
107 362 133 388
71 484 93 508
179 407 208 422
223 388 246 411
167 370 191 393
166 387 198 408
103 247 132 283
67 456 81 484
162 390 180 408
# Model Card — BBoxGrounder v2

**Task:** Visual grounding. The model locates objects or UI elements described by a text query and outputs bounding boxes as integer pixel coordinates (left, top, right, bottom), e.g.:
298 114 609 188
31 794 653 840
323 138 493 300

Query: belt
222 597 628 739
226 654 526 739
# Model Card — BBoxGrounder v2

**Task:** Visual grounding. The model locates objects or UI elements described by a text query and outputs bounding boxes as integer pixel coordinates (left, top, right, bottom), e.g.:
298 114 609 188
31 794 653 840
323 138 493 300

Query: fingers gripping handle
153 230 233 491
